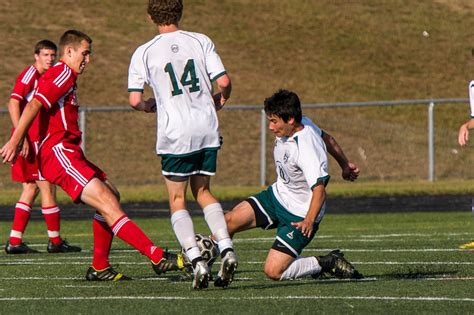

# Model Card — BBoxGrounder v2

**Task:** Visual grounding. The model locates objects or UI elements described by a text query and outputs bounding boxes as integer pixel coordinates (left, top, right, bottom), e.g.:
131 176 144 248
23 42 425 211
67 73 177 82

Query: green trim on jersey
210 71 227 82
128 88 144 92
161 148 218 176
310 175 331 190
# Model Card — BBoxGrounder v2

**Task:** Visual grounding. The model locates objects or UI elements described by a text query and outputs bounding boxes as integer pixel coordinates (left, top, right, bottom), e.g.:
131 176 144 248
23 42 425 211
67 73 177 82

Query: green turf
0 211 473 313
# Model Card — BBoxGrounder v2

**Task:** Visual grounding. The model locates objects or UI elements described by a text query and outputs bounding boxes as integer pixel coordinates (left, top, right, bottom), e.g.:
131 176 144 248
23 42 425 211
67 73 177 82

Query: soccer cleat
459 241 474 249
151 250 185 275
47 240 82 253
328 249 363 279
85 266 131 281
193 260 210 289
4 241 39 254
214 251 238 288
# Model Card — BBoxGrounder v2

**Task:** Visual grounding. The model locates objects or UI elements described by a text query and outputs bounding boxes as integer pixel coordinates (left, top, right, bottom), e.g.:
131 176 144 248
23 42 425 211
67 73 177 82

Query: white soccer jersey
469 80 474 118
271 116 330 220
128 31 226 155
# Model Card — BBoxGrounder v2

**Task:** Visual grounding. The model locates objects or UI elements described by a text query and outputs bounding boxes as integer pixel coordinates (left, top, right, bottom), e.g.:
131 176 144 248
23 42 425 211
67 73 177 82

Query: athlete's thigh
163 176 189 212
225 200 258 235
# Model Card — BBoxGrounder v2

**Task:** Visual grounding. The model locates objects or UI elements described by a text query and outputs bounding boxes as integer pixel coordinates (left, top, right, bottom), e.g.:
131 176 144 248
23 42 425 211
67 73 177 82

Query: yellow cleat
459 241 474 249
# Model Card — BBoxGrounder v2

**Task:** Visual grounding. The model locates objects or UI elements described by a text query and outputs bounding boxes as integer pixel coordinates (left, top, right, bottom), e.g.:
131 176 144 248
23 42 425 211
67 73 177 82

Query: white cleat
192 260 210 289
214 251 238 288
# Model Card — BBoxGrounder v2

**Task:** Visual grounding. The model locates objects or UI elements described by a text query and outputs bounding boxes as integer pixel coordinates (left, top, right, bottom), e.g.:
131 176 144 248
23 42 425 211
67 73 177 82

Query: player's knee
23 183 39 197
263 265 282 281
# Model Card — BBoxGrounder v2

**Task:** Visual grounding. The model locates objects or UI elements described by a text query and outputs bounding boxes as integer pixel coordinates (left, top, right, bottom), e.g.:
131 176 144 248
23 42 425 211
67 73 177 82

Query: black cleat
151 250 185 275
328 249 363 279
5 241 39 254
85 266 131 281
47 240 82 253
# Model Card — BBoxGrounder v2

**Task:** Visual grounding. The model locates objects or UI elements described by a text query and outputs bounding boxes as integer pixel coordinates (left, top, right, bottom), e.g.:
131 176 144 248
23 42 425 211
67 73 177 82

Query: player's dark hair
59 30 92 54
264 89 302 123
148 0 183 26
34 40 57 54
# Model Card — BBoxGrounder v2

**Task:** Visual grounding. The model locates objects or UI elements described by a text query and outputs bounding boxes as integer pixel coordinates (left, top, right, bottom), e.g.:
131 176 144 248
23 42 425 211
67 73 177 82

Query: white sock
203 203 233 252
280 256 322 280
171 210 200 261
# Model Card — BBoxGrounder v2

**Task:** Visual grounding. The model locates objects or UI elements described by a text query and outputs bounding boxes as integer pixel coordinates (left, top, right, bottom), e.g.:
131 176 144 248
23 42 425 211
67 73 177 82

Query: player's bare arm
291 183 326 238
1 98 42 163
7 97 30 158
129 91 156 113
458 118 474 146
322 132 359 181
213 74 231 111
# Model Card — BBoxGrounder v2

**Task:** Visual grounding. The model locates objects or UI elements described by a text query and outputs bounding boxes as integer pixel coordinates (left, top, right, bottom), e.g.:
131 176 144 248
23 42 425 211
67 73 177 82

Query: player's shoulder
469 80 474 88
41 62 74 86
16 65 38 84
180 30 214 45
295 124 325 152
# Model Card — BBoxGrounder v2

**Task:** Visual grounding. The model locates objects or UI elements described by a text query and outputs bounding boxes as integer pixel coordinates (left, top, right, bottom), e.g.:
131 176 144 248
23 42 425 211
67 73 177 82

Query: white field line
1 260 473 266
0 276 473 282
0 295 473 302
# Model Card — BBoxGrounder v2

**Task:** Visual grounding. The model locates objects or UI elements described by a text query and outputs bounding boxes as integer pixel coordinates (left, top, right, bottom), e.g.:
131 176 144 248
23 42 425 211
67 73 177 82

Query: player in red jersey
5 40 81 254
1 30 183 281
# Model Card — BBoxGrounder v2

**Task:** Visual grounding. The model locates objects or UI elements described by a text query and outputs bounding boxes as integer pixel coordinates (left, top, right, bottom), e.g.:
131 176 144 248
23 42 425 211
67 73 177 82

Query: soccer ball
182 233 219 268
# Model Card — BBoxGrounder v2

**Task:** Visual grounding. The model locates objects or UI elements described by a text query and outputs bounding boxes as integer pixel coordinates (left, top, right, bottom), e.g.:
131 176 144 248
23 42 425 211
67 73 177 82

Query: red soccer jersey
10 65 42 141
34 61 81 145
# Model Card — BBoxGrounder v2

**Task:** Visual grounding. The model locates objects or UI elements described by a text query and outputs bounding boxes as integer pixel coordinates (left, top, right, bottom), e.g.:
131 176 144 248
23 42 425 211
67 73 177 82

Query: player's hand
291 219 314 238
458 123 470 146
342 162 360 181
0 140 20 164
213 92 226 111
19 139 30 158
143 98 156 113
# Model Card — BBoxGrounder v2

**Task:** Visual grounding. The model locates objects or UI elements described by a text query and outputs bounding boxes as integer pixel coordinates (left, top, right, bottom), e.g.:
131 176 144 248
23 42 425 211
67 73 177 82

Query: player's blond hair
147 0 183 26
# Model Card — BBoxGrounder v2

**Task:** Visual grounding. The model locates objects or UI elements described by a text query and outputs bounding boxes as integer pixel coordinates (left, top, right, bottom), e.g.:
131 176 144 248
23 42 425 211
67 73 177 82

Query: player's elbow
216 75 231 91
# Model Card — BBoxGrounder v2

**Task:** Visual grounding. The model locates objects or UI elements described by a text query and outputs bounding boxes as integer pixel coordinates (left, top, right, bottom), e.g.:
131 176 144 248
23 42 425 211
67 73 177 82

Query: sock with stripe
42 205 62 245
9 202 31 245
111 215 164 263
92 213 114 270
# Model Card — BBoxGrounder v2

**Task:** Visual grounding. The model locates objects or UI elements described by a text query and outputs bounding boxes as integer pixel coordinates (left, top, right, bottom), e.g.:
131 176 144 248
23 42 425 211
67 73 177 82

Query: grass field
0 211 473 313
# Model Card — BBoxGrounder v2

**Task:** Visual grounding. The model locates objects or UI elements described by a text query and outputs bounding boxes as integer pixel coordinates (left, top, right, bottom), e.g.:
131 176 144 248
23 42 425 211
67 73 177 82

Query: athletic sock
110 215 163 263
203 203 233 253
9 202 31 245
92 213 114 270
280 256 322 280
42 205 61 245
171 210 201 263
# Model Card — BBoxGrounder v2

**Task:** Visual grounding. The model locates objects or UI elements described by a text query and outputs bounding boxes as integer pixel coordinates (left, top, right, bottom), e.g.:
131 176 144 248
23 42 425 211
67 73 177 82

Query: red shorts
38 140 107 203
11 152 39 183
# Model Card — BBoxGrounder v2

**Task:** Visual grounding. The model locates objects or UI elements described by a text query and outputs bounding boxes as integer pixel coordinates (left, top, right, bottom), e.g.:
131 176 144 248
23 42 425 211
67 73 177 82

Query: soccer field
0 211 473 313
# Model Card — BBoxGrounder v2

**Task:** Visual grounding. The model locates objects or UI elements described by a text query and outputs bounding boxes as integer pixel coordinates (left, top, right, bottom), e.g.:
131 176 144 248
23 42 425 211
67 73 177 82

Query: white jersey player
223 89 363 281
128 0 236 290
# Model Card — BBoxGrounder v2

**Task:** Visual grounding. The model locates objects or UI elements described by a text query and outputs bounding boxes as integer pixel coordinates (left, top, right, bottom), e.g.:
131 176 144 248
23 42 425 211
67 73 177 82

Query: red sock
92 213 114 270
111 215 163 263
42 205 61 245
10 202 31 245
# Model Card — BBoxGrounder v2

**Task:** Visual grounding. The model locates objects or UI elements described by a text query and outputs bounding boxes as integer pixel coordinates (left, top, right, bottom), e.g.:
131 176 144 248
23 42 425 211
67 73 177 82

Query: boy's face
267 114 295 138
34 48 56 72
65 40 91 74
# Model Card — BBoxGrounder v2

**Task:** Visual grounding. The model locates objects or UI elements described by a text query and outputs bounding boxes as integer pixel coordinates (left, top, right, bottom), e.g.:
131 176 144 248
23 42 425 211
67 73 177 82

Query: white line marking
0 295 472 302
